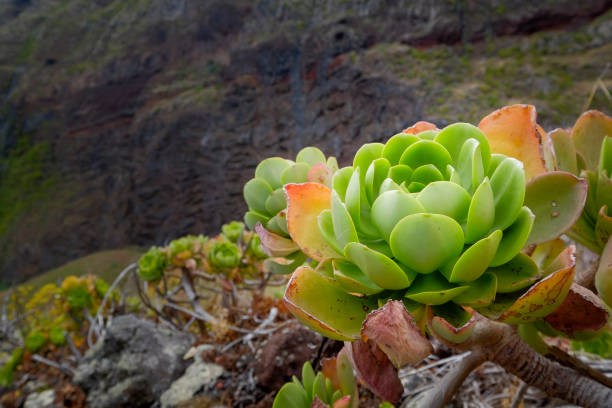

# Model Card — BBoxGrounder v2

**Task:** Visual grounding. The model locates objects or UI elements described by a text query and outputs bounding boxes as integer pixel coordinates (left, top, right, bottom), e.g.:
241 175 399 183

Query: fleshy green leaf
273 382 310 408
452 273 497 307
404 272 469 305
399 140 452 174
548 128 578 174
297 146 326 166
332 259 384 295
365 158 391 203
382 133 420 165
411 164 444 185
284 266 377 340
371 190 424 241
256 157 292 189
525 171 587 245
464 177 495 243
435 122 491 175
488 253 539 293
344 242 413 290
417 181 471 222
442 230 502 283
388 164 413 185
244 178 273 214
390 213 464 274
332 166 354 201
596 237 612 309
265 188 287 215
331 191 359 250
281 162 311 185
490 206 535 267
571 110 612 173
489 157 526 231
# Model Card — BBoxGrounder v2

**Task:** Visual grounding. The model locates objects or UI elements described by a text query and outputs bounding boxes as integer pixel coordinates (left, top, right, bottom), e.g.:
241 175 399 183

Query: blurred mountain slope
0 0 611 284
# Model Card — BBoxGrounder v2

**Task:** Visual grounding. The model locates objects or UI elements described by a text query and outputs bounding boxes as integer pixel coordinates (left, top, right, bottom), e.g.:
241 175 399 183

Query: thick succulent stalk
427 317 612 408
402 350 487 408
491 329 612 408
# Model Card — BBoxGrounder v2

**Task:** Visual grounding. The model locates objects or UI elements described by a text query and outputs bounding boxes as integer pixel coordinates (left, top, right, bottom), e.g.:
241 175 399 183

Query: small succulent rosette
206 239 241 272
278 119 583 343
243 147 339 274
137 246 168 282
274 356 356 408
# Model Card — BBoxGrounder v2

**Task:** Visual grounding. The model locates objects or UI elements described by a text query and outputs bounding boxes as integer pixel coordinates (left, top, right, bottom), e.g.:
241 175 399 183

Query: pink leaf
362 300 432 367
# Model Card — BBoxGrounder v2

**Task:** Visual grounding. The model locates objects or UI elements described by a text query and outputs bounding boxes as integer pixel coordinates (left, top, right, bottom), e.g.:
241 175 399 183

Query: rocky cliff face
0 0 611 283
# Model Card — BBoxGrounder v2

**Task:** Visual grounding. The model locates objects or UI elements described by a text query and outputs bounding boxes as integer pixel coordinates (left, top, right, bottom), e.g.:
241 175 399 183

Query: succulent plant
207 240 241 271
243 146 338 236
137 246 168 282
24 331 46 352
61 276 93 311
222 221 245 243
48 327 66 347
247 234 268 259
262 113 586 342
290 124 534 303
95 277 110 298
273 358 356 408
168 235 208 265
0 348 23 387
479 106 611 308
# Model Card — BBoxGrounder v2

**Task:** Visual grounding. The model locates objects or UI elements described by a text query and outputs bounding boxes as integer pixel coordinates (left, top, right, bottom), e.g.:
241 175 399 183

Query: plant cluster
243 147 339 275
248 105 612 407
137 221 267 284
0 274 110 386
134 221 272 336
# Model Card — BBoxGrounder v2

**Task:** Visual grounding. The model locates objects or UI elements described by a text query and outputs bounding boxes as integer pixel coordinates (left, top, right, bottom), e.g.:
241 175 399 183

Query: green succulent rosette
137 246 167 282
243 146 338 236
49 327 66 347
221 221 245 243
0 348 23 387
543 111 612 253
207 240 241 271
248 234 268 259
24 331 47 352
168 235 208 263
316 123 536 309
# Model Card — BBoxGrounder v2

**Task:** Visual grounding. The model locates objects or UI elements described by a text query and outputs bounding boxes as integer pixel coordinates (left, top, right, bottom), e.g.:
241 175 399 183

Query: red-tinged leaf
311 396 327 408
427 305 476 344
499 262 575 324
333 396 351 408
308 163 333 187
543 245 575 276
284 266 376 341
362 301 433 368
478 104 547 181
403 121 438 134
285 183 341 261
543 284 609 338
345 339 404 403
255 223 299 257
571 110 612 173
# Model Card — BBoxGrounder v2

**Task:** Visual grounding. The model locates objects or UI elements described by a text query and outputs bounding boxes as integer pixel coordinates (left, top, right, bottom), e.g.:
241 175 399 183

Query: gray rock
160 344 224 408
74 315 193 408
24 389 55 408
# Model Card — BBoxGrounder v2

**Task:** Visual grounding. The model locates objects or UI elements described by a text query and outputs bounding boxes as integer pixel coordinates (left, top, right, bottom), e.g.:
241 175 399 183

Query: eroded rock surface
73 315 193 408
